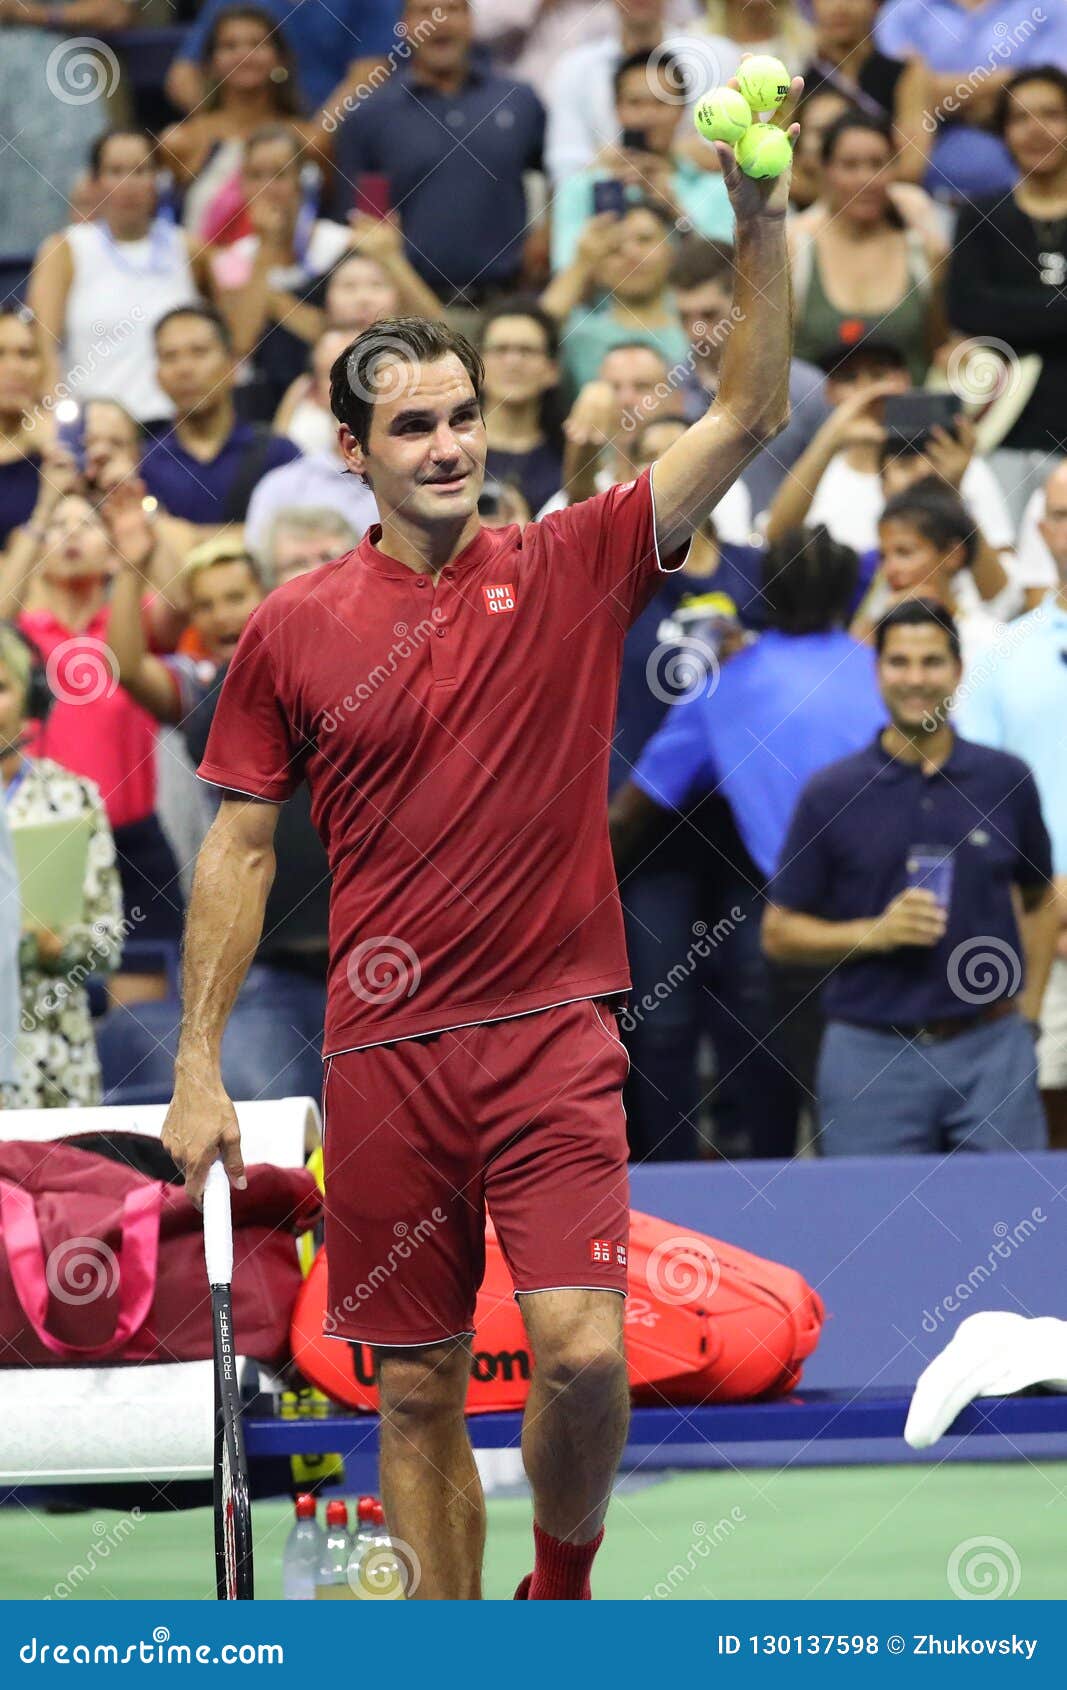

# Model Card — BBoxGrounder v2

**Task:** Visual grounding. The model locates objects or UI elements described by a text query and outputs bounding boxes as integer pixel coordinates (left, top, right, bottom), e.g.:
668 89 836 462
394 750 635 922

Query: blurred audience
332 0 545 305
551 48 733 272
765 597 1056 1155
800 0 929 179
263 508 359 587
789 114 945 382
161 5 326 248
0 622 123 1108
0 311 46 550
948 67 1067 528
28 131 208 428
473 0 699 100
959 461 1067 1150
479 301 563 516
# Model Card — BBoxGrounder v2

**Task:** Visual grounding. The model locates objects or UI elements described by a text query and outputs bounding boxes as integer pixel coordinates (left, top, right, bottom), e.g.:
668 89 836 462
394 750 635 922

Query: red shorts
321 997 631 1346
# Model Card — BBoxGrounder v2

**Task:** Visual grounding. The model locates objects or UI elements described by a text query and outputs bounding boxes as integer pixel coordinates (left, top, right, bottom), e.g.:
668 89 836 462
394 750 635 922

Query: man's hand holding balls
695 55 801 205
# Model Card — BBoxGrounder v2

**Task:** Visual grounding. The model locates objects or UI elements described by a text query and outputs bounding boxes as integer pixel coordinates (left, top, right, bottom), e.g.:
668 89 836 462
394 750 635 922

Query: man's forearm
716 219 791 446
765 426 836 541
1019 890 1059 1022
176 812 276 1075
763 907 881 967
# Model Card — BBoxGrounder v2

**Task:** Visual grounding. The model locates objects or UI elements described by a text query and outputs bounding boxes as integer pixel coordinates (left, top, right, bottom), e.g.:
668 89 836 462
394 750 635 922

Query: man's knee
531 1313 627 1402
376 1339 471 1432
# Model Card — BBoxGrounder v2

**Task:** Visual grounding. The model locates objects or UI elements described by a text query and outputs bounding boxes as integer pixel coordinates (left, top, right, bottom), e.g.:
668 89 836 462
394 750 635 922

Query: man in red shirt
163 97 799 1601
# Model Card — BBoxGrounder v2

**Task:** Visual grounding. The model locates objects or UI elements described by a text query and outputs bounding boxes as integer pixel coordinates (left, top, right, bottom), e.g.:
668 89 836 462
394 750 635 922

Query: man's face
879 518 956 596
601 207 672 301
271 527 352 586
341 351 486 529
674 279 734 373
600 345 670 433
155 316 233 417
83 401 140 491
813 0 877 49
242 138 301 218
1039 470 1067 579
481 314 556 409
189 559 263 662
615 65 679 155
326 257 399 335
878 623 962 730
407 0 472 74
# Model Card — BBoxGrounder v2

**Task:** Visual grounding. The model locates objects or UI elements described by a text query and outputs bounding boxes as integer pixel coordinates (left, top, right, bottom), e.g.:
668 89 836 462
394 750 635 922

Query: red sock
514 1521 605 1600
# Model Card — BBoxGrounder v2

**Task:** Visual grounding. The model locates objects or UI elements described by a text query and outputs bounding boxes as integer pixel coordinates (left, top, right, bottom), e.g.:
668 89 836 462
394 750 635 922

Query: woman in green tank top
790 114 945 384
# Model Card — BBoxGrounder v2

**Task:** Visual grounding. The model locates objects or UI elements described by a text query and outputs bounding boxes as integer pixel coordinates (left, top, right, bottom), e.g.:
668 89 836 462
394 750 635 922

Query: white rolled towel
905 1311 1067 1449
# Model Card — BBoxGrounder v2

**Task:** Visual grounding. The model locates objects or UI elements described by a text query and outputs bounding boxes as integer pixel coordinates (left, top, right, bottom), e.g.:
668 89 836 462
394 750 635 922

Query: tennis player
163 96 800 1601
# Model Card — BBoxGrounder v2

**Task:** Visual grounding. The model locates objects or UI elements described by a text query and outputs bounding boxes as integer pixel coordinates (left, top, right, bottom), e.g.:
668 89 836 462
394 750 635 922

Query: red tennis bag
290 1210 824 1412
0 1138 321 1368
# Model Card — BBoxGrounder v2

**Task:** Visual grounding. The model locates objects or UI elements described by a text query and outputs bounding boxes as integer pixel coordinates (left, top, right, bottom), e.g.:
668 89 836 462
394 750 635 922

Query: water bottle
282 1494 326 1600
361 1500 405 1600
315 1499 352 1599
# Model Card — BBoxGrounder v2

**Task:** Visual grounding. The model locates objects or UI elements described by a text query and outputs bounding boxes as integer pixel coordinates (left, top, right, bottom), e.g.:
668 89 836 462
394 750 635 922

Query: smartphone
621 127 648 153
592 178 626 219
883 392 961 447
54 400 85 471
354 172 392 221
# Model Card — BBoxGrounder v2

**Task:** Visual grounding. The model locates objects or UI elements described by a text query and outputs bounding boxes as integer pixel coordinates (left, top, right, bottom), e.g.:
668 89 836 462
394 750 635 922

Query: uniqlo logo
615 1243 627 1267
589 1238 613 1264
483 583 515 614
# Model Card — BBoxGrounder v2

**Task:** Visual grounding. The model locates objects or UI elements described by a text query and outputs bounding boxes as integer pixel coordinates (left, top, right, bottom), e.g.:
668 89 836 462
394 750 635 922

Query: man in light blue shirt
956 460 1067 1142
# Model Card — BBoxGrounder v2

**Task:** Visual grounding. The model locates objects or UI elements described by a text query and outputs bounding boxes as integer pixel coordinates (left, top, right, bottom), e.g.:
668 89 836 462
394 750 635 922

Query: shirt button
415 578 428 589
436 627 447 638
921 797 933 811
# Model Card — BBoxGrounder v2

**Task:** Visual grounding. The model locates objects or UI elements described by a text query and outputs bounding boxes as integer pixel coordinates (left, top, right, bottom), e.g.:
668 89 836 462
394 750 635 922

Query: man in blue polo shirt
764 598 1058 1156
331 0 545 304
140 308 300 529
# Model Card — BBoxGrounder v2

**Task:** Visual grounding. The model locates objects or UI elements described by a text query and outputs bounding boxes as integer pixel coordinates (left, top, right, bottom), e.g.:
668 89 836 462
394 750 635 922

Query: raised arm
161 795 280 1204
650 82 802 556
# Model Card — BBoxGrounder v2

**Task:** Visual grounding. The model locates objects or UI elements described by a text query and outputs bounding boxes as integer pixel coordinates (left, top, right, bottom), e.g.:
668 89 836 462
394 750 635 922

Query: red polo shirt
198 470 685 1054
18 603 159 830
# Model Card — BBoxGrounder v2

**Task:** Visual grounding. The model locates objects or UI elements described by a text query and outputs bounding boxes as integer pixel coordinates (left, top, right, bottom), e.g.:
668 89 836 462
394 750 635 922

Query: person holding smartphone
551 49 733 273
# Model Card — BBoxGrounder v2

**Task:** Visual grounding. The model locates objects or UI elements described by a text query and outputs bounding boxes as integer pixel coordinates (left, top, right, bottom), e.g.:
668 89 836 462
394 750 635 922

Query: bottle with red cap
315 1498 352 1599
353 1499 405 1599
282 1493 326 1600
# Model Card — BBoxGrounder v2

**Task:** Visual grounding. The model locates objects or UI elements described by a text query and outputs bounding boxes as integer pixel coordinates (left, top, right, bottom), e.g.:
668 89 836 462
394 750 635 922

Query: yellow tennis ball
693 87 752 146
736 55 790 115
734 122 792 179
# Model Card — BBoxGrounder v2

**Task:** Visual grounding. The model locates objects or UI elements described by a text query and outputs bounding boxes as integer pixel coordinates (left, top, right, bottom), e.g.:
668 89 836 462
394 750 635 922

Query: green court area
3 1463 1064 1601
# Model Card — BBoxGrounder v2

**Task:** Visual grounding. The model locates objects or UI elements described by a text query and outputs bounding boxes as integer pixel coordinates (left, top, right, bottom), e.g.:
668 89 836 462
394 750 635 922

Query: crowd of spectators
2 0 1067 1166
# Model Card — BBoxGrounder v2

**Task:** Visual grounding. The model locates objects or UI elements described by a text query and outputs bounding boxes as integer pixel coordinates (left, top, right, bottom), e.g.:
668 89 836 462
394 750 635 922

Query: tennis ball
736 54 790 115
734 122 792 180
694 87 752 146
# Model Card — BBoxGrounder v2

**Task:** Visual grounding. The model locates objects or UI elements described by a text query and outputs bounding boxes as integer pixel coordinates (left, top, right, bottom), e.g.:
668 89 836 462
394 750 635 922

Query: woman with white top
28 130 210 428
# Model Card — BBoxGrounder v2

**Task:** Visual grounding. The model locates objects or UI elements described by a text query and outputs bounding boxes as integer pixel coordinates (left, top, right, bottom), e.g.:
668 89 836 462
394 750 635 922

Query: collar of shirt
400 48 492 97
20 603 109 641
356 522 497 581
868 730 980 784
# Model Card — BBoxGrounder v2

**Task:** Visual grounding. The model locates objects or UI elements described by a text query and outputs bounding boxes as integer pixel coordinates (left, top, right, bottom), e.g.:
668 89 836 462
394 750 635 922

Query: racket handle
203 1162 234 1287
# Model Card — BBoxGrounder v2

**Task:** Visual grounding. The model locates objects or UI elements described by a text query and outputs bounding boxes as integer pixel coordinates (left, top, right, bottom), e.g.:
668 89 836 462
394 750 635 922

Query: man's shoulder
954 734 1040 791
797 741 882 807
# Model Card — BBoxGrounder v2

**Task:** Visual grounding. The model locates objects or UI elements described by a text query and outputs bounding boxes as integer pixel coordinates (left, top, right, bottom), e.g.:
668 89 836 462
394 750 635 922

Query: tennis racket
204 1161 255 1600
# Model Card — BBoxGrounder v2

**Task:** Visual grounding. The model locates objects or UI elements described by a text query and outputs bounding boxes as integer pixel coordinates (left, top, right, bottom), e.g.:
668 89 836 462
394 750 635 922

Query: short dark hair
329 317 484 449
821 339 908 381
479 297 559 360
760 526 859 635
153 304 233 353
244 122 302 166
874 596 962 663
669 235 734 294
613 47 689 104
995 64 1067 136
820 110 893 166
880 483 978 571
89 128 154 176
